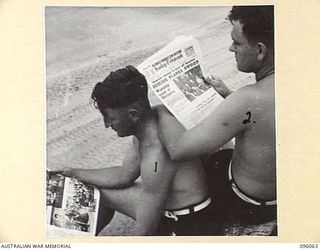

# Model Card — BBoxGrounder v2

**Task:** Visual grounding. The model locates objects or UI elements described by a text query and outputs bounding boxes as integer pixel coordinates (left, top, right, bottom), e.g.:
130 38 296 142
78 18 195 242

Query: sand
45 6 255 236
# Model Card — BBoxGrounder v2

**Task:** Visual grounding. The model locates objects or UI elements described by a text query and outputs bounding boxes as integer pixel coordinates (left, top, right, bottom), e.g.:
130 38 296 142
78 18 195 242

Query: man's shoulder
230 81 274 102
140 116 164 151
233 84 259 96
222 84 259 109
228 83 274 121
240 76 274 103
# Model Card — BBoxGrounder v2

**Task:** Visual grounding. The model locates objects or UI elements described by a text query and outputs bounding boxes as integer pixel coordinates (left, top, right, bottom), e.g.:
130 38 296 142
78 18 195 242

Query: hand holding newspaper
138 36 223 130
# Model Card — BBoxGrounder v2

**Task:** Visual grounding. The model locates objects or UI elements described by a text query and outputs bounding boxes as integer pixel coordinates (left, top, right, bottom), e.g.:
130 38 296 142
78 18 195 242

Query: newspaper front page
138 36 223 130
46 172 100 237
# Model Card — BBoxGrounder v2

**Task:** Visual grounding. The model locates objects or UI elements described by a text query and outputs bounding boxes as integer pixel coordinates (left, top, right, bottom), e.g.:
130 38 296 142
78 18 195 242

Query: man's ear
128 108 141 122
257 42 268 61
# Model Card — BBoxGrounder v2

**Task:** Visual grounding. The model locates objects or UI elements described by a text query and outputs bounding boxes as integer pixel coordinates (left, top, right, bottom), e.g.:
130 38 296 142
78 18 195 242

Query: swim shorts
155 197 220 236
201 149 277 227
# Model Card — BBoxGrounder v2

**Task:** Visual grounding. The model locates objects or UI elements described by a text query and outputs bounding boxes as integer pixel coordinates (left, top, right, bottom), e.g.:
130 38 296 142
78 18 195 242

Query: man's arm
129 145 177 235
62 139 140 189
157 86 254 161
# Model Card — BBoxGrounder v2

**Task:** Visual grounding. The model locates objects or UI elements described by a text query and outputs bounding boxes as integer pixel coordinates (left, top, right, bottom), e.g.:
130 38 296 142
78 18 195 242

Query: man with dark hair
228 6 274 46
61 65 218 236
157 5 276 229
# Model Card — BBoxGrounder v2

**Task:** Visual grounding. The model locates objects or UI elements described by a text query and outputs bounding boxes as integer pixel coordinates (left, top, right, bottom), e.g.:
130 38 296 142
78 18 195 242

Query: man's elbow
118 178 136 189
102 176 136 189
166 145 185 161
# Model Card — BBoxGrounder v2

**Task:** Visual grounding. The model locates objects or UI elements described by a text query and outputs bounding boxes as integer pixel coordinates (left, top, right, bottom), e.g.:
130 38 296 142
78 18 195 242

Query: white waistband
164 197 211 218
228 161 276 206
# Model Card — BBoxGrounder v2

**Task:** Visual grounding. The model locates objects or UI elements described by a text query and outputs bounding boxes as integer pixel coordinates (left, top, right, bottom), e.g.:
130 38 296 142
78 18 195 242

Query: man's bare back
230 74 276 200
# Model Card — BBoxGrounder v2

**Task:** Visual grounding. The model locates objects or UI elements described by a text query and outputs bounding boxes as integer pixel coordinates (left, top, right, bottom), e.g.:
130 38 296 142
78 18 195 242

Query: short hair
228 6 274 47
91 65 148 110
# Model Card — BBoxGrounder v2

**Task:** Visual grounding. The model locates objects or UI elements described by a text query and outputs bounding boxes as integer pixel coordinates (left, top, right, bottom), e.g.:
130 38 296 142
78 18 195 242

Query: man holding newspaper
155 6 276 228
59 5 276 236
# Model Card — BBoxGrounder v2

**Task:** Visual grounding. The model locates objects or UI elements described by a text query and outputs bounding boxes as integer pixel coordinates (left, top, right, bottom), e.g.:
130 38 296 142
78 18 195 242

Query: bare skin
62 109 208 235
231 75 275 200
157 20 276 201
137 112 208 209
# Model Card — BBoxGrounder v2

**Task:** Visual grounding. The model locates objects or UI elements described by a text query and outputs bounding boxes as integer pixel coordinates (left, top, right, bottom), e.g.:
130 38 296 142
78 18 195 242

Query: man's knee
95 203 115 235
98 183 141 219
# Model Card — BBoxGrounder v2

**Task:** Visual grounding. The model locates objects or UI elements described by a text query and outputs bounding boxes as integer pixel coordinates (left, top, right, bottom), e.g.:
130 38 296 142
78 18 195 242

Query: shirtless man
157 6 276 226
61 66 217 236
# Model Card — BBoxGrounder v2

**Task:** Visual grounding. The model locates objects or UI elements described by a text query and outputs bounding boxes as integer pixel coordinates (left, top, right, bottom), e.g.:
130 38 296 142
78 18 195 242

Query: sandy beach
45 6 255 236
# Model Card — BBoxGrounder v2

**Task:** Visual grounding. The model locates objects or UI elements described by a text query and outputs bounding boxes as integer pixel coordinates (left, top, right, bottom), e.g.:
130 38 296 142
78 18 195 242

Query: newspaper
46 171 100 236
138 36 223 130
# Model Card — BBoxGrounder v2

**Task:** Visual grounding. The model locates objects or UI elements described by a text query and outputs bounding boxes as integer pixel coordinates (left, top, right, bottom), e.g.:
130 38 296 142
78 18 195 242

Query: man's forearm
63 167 133 189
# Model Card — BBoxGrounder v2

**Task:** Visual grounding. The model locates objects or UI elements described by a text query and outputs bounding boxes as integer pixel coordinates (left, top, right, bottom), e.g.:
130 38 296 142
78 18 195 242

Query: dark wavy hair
228 6 274 47
91 65 148 110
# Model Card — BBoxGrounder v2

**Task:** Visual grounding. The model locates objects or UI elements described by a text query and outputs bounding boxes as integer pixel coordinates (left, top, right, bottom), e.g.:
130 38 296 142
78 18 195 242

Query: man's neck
134 108 154 141
255 65 275 82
